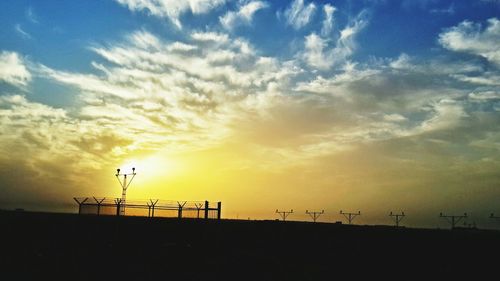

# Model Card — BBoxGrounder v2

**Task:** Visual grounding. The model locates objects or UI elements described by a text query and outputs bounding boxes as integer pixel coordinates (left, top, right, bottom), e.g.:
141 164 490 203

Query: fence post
114 198 121 216
73 197 88 215
204 200 209 219
217 202 221 220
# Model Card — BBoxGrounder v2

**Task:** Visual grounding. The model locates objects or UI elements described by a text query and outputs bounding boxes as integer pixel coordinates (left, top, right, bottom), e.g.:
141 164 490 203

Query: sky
0 0 499 228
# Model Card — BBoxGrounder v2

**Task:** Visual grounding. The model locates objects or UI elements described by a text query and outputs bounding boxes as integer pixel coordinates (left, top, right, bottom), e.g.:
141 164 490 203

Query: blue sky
1 0 500 227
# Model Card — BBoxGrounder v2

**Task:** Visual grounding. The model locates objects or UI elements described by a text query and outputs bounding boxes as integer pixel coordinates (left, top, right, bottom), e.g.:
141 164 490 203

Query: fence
73 197 221 220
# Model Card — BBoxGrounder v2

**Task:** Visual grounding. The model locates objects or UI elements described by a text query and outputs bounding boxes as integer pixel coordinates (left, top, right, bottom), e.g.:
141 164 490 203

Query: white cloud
430 4 455 15
417 99 468 133
299 8 368 70
25 7 39 23
384 114 407 122
469 90 500 101
0 51 31 87
321 4 336 36
220 1 268 30
389 53 413 70
35 29 303 157
451 72 500 86
114 0 227 28
14 24 31 39
302 13 367 70
303 33 331 70
439 18 500 65
191 31 229 43
283 0 316 30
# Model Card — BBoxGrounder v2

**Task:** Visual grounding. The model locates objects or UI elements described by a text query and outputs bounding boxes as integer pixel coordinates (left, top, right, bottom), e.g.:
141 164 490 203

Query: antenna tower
389 211 405 227
439 212 467 229
306 210 324 223
276 209 293 221
340 210 361 225
115 167 136 215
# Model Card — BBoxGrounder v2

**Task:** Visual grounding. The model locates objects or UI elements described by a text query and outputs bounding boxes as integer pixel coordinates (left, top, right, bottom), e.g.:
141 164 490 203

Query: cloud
321 4 336 36
114 0 227 28
25 7 39 23
416 99 468 133
452 72 500 86
430 4 455 15
2 7 500 219
14 24 31 39
220 1 268 30
0 51 31 87
469 90 500 102
35 29 301 158
283 0 316 30
301 11 368 70
439 18 500 65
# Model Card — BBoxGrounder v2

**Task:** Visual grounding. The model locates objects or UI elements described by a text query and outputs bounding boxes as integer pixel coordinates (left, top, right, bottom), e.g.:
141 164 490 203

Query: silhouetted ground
2 210 499 281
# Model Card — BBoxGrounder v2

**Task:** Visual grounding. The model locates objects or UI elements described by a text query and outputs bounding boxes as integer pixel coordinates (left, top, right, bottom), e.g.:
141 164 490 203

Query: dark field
2 210 500 281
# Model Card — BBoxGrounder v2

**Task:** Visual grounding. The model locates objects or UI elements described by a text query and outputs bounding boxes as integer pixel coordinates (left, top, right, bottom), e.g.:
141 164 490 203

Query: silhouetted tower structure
389 211 405 227
115 167 136 216
276 209 293 221
340 210 361 225
439 212 467 229
306 210 324 223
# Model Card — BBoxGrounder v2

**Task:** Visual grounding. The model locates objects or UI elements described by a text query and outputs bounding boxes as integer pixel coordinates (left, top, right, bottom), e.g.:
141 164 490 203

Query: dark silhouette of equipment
276 209 293 221
439 212 467 229
389 211 405 227
115 167 136 216
340 210 361 225
306 210 324 222
74 198 222 219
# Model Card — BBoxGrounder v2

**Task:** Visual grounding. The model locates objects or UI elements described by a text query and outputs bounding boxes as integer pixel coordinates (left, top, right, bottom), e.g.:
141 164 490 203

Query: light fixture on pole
115 167 136 216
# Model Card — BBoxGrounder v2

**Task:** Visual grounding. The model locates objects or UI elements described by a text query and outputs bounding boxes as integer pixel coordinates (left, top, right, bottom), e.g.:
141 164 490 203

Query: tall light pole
439 212 467 229
276 209 293 221
306 210 324 223
340 210 361 225
115 167 136 216
389 211 405 227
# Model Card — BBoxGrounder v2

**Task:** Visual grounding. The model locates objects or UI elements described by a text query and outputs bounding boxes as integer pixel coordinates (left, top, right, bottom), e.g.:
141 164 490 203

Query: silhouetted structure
439 212 467 229
490 213 500 221
389 211 405 227
74 197 222 219
306 210 324 222
115 168 136 215
340 210 361 225
276 209 293 221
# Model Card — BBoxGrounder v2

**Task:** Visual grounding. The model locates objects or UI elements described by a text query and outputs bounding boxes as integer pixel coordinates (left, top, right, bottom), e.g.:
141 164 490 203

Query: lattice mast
115 167 136 215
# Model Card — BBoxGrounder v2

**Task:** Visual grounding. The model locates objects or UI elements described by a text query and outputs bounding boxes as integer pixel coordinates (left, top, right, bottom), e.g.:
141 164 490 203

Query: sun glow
119 154 179 179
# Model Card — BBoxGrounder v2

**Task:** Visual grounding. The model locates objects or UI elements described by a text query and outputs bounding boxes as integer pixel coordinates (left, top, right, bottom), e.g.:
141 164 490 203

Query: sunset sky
1 0 499 228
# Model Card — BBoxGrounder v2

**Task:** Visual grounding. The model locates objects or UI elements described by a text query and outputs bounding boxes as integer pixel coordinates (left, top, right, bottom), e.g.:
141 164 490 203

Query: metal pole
306 210 324 223
439 212 467 229
340 210 361 225
217 202 222 220
115 168 136 216
276 209 293 221
389 211 405 227
204 201 209 219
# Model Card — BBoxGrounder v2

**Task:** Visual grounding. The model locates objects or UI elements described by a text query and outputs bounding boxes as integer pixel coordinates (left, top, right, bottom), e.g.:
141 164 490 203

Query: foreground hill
2 210 500 280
